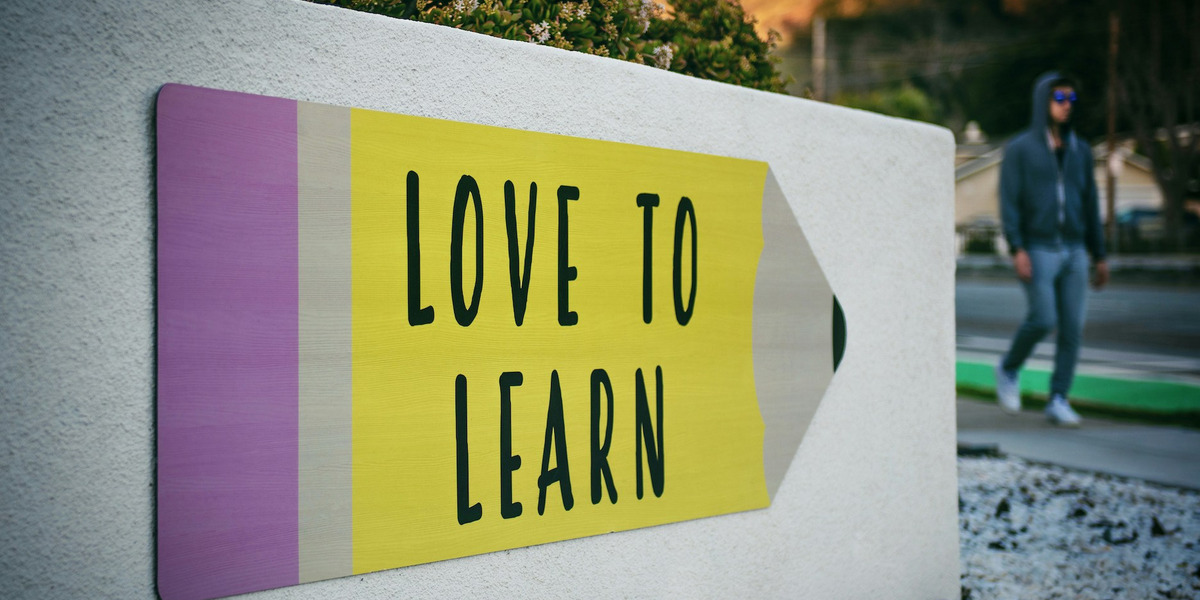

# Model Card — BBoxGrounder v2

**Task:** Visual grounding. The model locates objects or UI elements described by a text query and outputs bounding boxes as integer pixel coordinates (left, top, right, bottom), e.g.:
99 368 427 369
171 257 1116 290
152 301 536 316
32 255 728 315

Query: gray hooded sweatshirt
999 71 1106 260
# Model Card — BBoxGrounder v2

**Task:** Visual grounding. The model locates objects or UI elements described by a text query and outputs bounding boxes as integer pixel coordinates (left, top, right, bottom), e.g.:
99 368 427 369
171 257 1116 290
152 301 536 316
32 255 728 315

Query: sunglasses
1052 91 1077 104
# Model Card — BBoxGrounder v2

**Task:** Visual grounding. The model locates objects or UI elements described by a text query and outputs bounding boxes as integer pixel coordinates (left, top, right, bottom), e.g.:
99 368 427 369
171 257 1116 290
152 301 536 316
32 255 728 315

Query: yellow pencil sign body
156 83 842 600
351 106 767 572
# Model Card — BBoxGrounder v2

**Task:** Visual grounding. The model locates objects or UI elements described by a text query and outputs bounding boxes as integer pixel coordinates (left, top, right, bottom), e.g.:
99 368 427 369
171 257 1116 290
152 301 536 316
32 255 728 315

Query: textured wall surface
0 0 958 598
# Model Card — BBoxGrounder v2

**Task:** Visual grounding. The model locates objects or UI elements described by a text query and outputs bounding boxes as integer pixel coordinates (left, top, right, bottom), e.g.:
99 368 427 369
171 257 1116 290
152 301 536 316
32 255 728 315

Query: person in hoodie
995 72 1110 427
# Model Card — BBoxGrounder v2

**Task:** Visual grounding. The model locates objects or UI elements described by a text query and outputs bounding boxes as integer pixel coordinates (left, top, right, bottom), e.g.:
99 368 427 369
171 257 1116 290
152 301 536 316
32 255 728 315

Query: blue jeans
1001 245 1090 396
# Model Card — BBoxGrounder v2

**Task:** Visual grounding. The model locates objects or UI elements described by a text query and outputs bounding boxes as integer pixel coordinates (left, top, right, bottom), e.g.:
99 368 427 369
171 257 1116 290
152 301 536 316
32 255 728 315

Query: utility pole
813 16 826 102
1106 10 1119 253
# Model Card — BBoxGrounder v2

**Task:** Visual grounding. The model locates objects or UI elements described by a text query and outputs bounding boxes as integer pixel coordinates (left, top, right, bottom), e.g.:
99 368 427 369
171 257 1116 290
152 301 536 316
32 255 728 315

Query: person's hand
1013 249 1032 282
1092 260 1110 290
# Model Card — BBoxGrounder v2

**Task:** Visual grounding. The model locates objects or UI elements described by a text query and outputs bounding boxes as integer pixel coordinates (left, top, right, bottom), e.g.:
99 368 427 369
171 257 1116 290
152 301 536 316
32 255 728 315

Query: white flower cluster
561 2 590 20
634 0 662 34
959 456 1200 599
450 0 479 15
528 21 551 44
651 44 673 70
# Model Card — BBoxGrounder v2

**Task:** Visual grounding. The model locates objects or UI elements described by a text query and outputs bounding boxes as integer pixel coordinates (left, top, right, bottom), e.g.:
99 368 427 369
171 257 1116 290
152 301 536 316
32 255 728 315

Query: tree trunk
1117 0 1198 252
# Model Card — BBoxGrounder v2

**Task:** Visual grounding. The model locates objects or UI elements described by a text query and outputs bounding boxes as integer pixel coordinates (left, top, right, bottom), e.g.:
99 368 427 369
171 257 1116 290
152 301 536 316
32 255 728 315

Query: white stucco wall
0 1 958 598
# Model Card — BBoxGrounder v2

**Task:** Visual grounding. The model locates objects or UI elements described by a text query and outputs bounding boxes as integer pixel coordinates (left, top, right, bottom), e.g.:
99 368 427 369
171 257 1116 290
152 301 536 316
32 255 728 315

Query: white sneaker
1045 395 1082 427
995 363 1021 414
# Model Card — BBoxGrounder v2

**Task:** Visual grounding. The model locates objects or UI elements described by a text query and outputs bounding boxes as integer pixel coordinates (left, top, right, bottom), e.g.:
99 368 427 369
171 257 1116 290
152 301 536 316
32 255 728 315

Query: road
956 276 1200 382
957 277 1200 357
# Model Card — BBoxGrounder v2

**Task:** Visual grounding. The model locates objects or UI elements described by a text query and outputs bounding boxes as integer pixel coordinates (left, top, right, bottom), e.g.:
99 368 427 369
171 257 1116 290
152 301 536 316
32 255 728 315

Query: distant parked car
1117 207 1164 251
1117 207 1200 252
957 216 1002 255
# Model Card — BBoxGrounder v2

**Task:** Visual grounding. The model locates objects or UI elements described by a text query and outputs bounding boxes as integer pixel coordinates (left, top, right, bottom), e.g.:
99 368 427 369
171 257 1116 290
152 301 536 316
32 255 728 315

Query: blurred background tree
834 82 939 123
313 0 789 93
778 0 1109 135
1115 0 1199 251
774 0 1196 251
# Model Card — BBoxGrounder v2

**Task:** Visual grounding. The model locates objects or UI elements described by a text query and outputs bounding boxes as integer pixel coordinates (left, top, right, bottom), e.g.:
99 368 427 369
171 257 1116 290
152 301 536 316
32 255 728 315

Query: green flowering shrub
315 0 787 93
650 0 784 92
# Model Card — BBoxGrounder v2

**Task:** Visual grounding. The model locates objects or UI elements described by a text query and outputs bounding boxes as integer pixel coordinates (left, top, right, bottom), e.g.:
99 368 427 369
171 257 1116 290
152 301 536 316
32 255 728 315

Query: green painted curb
956 360 1200 414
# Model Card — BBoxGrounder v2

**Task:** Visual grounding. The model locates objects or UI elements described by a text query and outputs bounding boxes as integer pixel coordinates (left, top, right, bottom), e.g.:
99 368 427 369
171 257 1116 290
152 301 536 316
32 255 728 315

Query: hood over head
1030 70 1072 135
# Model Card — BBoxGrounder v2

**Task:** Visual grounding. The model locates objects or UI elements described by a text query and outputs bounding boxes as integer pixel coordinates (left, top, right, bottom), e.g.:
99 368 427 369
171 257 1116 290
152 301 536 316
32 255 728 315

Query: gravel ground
959 456 1200 599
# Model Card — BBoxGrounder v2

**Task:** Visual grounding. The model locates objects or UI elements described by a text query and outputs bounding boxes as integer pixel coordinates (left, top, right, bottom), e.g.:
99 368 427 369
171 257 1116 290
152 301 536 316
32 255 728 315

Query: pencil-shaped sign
156 83 845 600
